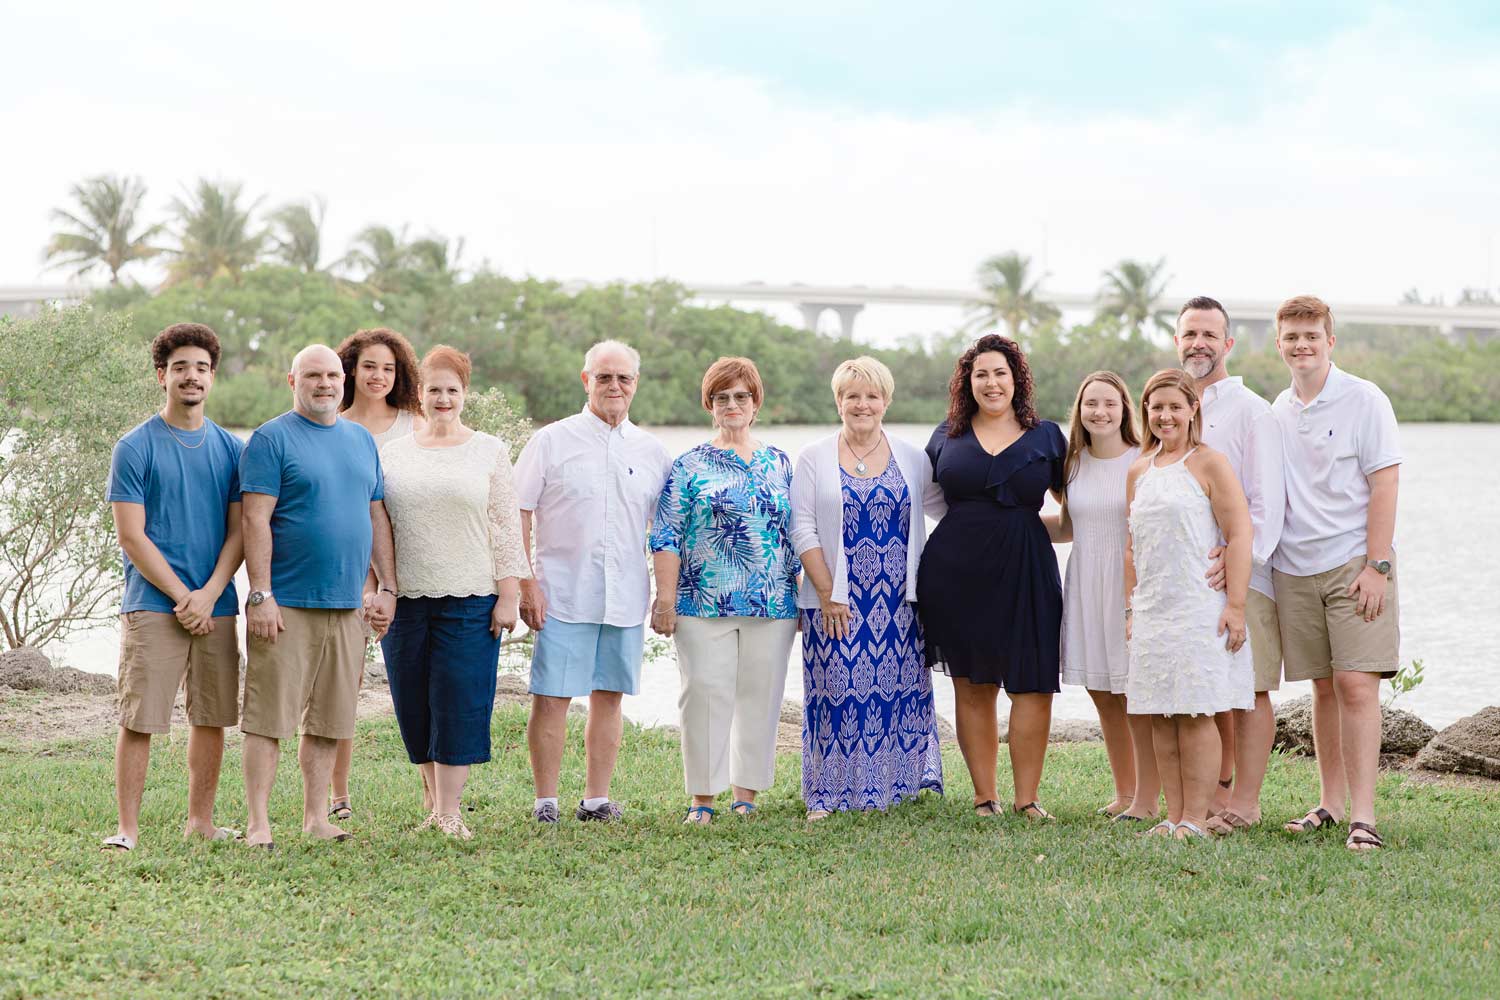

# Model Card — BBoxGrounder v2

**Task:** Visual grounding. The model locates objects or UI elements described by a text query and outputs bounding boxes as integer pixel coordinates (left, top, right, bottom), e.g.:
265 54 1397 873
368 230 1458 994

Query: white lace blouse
380 431 531 598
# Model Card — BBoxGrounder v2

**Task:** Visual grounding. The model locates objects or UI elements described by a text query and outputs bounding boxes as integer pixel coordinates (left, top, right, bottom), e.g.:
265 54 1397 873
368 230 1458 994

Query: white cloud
3 2 1496 342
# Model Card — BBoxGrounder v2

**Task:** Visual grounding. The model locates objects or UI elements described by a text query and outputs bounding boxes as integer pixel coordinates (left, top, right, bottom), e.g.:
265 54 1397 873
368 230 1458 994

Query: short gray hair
830 356 895 403
583 339 641 375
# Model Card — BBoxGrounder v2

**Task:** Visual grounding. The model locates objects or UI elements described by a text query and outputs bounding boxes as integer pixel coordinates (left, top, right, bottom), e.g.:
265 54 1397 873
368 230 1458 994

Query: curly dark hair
335 328 422 413
945 333 1038 437
151 323 221 371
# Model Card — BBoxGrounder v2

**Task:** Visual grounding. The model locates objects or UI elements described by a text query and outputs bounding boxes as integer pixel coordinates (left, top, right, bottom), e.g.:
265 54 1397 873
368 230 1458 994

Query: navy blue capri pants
379 594 503 766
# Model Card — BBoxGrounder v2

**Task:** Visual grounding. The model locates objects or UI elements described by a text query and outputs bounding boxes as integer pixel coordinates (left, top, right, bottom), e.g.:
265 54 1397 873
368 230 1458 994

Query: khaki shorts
117 611 241 734
1246 589 1282 693
241 606 364 741
1274 554 1400 682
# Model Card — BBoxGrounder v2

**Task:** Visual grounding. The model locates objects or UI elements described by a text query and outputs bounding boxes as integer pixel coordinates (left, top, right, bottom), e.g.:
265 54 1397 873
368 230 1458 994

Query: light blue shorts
528 618 645 698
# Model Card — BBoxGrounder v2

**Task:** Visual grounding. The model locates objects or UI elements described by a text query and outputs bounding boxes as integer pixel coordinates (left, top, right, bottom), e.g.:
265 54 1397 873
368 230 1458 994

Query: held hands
818 591 852 641
650 596 678 637
519 578 547 632
1205 545 1227 592
247 595 285 643
1347 566 1389 622
1216 604 1247 653
363 590 396 639
173 589 216 636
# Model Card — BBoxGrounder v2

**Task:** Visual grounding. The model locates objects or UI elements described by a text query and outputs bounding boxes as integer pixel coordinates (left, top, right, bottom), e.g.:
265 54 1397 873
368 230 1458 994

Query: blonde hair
1063 371 1140 488
830 356 895 403
1139 369 1203 453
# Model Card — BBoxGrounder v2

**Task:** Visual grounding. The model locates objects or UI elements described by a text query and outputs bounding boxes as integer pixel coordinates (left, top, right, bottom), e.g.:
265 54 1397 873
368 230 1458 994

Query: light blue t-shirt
238 411 384 609
107 415 244 617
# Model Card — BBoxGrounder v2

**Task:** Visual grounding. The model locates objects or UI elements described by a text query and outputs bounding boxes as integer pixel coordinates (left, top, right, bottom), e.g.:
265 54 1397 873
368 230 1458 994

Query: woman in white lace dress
1047 372 1147 820
1124 370 1253 840
378 346 531 839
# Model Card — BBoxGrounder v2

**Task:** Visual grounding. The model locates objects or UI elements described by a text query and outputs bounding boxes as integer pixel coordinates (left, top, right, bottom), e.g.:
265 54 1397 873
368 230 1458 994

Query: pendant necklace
160 413 208 449
843 432 884 475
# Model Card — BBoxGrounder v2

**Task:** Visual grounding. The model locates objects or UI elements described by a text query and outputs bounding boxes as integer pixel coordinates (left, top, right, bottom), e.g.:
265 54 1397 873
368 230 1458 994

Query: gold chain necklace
160 413 208 449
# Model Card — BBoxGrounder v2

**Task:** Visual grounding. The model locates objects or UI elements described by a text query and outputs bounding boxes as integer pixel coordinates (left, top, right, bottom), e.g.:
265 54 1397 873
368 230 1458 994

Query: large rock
1274 693 1437 757
1415 707 1500 780
0 647 114 695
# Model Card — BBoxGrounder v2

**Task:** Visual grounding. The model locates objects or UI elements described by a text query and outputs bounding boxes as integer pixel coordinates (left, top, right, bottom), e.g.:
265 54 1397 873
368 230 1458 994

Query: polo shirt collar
1200 375 1243 405
580 404 634 437
1288 362 1350 410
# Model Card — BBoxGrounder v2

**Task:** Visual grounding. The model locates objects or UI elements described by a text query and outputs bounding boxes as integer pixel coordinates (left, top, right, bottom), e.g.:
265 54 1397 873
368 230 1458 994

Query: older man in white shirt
1176 296 1286 834
1270 296 1400 852
514 340 672 824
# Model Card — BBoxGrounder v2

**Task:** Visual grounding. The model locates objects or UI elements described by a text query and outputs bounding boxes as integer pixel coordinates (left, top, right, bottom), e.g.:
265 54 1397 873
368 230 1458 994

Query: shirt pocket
560 462 600 500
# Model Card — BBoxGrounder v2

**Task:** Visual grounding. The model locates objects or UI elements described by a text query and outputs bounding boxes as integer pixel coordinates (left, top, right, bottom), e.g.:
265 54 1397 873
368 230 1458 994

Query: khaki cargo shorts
1246 589 1283 693
117 611 241 734
1274 554 1400 683
240 606 364 741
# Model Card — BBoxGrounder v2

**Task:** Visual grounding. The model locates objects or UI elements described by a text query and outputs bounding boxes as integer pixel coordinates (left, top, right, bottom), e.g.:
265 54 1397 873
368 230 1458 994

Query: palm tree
968 251 1059 339
267 198 327 272
166 179 265 286
1097 257 1173 336
340 224 411 296
406 233 465 276
42 175 164 284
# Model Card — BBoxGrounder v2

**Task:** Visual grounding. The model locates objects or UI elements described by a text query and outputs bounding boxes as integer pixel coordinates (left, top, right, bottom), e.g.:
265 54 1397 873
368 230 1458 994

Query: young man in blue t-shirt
102 323 246 853
238 343 397 848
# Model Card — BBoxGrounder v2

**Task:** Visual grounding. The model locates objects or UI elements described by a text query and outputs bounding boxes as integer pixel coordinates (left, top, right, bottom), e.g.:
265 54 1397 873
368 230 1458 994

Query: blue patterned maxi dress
802 461 944 811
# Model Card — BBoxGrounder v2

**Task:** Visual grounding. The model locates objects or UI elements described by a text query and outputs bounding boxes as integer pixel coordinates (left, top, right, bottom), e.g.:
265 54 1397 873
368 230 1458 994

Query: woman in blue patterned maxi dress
792 357 945 817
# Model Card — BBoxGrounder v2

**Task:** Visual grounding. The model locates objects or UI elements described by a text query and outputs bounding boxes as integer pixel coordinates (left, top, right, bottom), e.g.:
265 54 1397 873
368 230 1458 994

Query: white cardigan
790 432 947 609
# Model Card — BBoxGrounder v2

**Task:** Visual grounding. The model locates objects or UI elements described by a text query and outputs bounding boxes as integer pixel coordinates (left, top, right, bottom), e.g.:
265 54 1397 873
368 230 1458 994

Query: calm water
54 423 1499 728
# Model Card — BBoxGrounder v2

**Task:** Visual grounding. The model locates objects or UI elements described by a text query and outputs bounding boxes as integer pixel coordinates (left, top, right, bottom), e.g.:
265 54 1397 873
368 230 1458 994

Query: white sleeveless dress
371 408 415 449
1060 447 1139 693
1125 448 1253 716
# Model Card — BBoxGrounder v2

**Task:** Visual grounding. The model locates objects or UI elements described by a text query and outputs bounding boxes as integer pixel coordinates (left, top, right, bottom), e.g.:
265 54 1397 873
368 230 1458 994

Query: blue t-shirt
107 415 245 617
238 412 384 609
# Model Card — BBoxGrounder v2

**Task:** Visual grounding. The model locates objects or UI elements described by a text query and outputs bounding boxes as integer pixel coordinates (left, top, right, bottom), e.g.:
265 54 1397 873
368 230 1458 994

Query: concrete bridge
682 282 1500 344
7 282 1499 345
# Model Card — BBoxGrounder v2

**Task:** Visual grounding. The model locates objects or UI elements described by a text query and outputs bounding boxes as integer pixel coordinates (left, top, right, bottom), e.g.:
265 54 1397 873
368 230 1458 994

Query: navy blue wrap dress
916 420 1067 693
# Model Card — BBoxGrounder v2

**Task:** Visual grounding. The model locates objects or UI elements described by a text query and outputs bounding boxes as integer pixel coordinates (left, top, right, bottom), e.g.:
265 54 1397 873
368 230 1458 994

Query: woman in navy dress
917 334 1066 819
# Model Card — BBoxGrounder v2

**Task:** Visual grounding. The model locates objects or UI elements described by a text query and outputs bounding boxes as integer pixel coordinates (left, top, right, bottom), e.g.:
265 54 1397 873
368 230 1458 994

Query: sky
4 0 1499 342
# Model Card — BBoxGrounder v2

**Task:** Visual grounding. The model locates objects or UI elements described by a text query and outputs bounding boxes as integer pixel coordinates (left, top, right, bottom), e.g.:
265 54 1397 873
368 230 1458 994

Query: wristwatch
248 590 272 606
1366 558 1392 576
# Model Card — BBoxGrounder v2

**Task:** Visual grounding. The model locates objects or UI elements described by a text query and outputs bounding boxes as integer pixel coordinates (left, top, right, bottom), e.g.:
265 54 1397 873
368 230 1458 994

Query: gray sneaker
575 800 624 822
532 802 560 824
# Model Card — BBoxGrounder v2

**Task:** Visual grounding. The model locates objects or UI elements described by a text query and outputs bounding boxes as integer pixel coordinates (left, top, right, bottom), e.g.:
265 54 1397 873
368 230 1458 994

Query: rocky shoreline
3 646 1496 788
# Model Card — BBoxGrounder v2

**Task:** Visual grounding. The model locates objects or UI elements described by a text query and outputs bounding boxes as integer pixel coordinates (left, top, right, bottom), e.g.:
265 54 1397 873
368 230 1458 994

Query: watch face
249 591 265 606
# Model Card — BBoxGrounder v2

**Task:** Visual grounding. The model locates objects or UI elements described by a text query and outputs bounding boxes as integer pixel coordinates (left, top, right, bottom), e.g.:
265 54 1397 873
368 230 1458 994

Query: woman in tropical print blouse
649 357 800 824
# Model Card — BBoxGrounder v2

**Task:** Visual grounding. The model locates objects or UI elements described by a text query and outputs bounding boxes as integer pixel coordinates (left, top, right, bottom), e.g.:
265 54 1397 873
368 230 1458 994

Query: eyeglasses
710 392 755 407
590 373 637 386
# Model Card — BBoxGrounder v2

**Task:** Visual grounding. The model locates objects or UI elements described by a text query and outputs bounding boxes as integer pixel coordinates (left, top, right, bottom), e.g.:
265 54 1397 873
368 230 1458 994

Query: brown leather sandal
1283 807 1340 834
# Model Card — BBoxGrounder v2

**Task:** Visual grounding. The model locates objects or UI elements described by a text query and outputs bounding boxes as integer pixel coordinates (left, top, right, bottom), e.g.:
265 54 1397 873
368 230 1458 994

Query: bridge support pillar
797 301 864 340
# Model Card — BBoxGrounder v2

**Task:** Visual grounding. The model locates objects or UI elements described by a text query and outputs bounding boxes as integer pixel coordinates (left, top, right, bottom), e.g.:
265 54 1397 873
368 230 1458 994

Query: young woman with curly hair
915 334 1068 820
328 327 426 823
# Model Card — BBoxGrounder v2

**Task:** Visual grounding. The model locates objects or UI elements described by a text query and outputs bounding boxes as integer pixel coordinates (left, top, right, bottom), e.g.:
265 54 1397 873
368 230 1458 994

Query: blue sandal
683 805 716 824
731 800 756 816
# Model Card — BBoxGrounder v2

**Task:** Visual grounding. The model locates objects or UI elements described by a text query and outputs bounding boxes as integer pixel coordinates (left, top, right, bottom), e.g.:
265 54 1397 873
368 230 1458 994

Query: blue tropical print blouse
649 442 799 619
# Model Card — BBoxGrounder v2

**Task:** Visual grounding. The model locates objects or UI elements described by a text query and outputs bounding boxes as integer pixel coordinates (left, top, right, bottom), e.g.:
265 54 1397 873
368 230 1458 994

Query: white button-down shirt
1271 364 1402 577
1200 376 1285 599
513 406 672 627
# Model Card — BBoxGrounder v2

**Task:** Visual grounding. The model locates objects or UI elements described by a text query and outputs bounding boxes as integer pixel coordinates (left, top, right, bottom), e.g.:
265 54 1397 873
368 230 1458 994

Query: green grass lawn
2 707 1497 999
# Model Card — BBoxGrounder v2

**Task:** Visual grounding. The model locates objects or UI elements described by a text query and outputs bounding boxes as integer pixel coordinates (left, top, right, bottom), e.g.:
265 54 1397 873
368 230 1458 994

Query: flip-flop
683 805 715 825
100 834 136 852
730 800 756 816
1140 820 1176 838
1175 820 1209 840
331 833 354 843
247 841 276 852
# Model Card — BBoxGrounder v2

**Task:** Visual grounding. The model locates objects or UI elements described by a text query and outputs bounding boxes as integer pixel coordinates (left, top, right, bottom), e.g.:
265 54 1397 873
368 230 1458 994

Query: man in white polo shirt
1175 296 1286 835
513 340 672 824
1271 295 1400 851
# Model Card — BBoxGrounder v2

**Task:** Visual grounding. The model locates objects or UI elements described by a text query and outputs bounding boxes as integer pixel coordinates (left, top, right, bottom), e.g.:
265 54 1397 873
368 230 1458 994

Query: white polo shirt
1200 376 1285 600
1271 364 1401 577
513 406 672 627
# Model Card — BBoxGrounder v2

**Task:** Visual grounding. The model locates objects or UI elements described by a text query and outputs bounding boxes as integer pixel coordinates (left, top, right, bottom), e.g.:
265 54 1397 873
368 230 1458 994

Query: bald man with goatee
237 344 397 848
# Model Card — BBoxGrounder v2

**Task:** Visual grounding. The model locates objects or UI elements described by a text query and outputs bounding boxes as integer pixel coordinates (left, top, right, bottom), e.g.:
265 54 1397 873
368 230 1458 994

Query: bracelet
380 586 397 596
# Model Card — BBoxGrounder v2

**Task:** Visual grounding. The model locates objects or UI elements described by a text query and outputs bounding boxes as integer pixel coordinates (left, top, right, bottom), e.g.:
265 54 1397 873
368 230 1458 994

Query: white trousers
673 615 798 796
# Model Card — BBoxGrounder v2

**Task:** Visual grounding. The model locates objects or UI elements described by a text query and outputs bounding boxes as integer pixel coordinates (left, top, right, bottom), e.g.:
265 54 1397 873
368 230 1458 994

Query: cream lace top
380 431 531 598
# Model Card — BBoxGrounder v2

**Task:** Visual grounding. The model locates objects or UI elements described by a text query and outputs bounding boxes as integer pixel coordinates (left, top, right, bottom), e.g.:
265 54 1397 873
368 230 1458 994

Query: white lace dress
1125 449 1252 716
1061 447 1139 693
